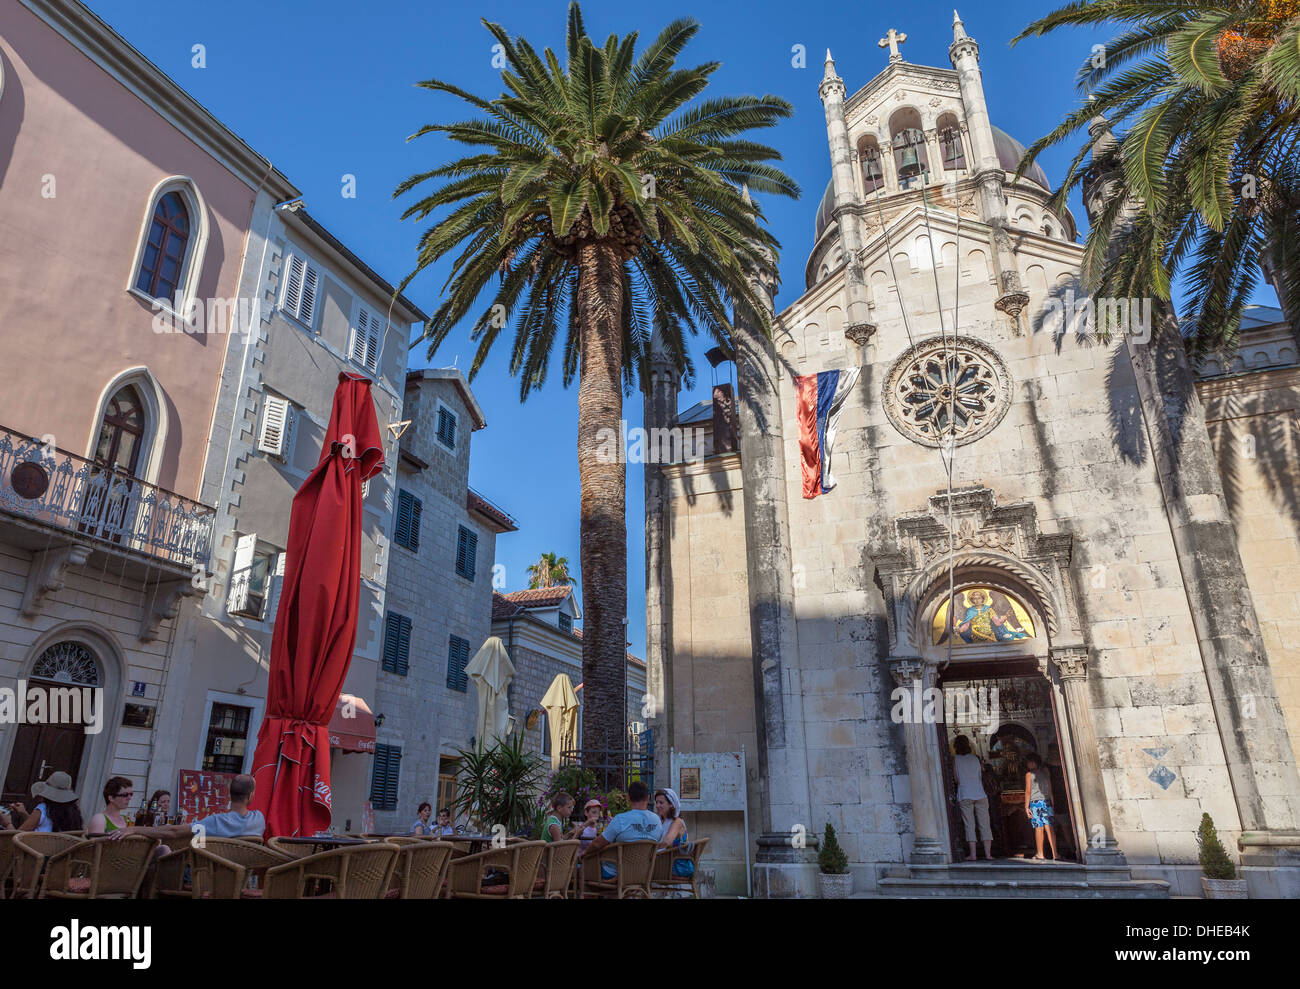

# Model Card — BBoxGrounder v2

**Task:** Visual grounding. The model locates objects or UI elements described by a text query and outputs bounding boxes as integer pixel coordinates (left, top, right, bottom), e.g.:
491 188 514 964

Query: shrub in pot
1197 812 1247 899
818 823 852 899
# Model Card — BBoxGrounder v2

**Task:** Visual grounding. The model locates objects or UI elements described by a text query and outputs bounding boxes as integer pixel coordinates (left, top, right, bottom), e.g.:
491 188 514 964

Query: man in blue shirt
117 773 266 842
582 780 661 878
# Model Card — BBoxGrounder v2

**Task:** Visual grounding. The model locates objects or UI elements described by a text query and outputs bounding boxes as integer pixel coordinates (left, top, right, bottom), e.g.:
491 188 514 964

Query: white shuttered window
351 307 381 373
282 252 321 328
257 394 295 459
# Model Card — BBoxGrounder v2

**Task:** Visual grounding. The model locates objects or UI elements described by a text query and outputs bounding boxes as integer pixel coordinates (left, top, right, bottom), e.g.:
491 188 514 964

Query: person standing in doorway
1024 753 1059 861
952 735 993 861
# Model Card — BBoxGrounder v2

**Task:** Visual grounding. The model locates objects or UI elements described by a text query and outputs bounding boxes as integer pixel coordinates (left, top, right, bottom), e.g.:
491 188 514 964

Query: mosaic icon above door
933 587 1035 645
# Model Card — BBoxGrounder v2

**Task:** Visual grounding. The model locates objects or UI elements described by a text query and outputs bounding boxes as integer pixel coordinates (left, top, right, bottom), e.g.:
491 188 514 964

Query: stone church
643 15 1300 897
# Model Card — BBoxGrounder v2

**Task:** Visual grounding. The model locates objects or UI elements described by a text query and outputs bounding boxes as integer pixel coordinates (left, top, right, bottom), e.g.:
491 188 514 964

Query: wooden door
2 718 86 808
1047 688 1082 862
933 688 965 861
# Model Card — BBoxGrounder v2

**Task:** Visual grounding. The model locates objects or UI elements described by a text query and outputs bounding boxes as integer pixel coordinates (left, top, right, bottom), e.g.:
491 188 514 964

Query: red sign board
177 769 236 823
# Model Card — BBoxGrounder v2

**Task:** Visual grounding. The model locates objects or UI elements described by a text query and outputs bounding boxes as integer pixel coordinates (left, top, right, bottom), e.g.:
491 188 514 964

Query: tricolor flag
795 367 861 499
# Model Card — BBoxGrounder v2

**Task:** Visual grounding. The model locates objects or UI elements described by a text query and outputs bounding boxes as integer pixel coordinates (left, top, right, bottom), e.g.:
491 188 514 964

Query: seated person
114 773 265 842
581 780 661 880
654 787 694 878
410 802 434 836
87 776 135 835
433 807 456 836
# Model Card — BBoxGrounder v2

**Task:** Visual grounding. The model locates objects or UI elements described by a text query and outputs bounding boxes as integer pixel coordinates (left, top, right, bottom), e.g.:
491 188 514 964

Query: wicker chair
10 833 84 899
579 840 658 899
651 837 710 898
189 839 291 899
445 841 546 899
262 843 398 899
40 835 159 899
384 840 454 899
266 836 316 860
534 840 581 899
0 831 17 898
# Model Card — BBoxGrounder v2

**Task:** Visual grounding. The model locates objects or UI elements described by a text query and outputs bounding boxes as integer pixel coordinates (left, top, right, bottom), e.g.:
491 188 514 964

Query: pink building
0 0 299 811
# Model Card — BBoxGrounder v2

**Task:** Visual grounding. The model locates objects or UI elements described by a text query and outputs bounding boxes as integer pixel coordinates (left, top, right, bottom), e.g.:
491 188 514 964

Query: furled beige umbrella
465 636 515 746
540 673 579 771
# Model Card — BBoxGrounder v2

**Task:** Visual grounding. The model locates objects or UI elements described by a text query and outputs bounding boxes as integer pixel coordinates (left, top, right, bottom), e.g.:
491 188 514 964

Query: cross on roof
878 28 907 63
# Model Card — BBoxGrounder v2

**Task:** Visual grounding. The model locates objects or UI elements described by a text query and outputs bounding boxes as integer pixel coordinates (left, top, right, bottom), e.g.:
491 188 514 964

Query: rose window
883 336 1011 447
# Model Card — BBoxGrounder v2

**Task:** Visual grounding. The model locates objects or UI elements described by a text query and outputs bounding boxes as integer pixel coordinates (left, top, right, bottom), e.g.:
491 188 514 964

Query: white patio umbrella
540 673 579 771
465 636 515 746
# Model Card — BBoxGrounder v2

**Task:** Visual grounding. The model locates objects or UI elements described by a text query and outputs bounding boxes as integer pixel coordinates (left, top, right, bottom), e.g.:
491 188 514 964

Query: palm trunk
575 238 627 770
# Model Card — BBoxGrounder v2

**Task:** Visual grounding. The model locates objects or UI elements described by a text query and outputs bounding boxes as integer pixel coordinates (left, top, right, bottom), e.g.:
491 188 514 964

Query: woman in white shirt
952 735 993 861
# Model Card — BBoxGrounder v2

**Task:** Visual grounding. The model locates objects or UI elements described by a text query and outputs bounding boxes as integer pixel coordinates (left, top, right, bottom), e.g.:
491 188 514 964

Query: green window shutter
395 491 422 552
370 743 402 811
383 612 412 676
447 635 470 692
456 526 477 580
437 407 457 448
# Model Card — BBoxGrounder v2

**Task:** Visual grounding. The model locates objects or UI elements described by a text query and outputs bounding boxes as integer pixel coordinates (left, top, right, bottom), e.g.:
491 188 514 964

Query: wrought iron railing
0 425 214 571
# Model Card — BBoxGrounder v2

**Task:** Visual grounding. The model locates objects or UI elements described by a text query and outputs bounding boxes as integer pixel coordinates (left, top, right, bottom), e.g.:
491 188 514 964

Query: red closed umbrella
250 372 384 837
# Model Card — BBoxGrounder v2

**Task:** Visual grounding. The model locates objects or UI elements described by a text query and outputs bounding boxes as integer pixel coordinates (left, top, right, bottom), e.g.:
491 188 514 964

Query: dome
811 126 1052 243
991 126 1050 191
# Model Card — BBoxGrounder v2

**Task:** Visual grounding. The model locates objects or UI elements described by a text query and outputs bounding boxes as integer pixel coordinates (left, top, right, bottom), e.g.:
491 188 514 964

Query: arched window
858 136 884 194
937 113 966 171
93 385 146 476
134 192 191 300
888 107 929 188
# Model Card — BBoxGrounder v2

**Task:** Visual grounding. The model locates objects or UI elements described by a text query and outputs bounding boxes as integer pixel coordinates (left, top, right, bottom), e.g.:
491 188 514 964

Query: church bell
897 129 923 180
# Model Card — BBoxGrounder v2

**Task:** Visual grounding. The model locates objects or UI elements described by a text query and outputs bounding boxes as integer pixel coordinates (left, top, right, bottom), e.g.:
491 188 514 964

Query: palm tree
394 4 797 753
1012 1 1300 349
527 552 577 589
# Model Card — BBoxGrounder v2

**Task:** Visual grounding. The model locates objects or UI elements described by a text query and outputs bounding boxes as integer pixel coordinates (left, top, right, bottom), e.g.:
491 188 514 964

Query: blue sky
93 0 1124 658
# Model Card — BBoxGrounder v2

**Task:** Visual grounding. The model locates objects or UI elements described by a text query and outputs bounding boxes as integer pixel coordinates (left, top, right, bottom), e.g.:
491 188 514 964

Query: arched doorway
1 640 104 808
920 577 1083 863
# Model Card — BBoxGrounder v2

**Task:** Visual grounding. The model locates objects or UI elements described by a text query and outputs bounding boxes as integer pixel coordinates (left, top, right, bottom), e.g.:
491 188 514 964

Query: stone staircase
876 859 1170 898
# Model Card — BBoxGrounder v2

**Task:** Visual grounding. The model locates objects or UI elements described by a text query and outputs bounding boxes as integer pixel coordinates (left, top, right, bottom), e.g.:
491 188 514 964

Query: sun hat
32 771 78 803
583 798 603 811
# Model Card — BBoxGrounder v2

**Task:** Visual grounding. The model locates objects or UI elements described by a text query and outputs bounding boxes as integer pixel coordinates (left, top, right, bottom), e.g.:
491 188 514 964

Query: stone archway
874 487 1124 868
0 624 124 811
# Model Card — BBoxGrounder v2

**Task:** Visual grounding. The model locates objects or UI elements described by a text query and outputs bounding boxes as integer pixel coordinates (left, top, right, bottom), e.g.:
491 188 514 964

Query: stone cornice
20 0 300 200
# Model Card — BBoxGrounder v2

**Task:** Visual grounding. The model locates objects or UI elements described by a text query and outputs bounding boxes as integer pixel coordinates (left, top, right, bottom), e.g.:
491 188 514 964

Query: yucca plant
395 3 797 751
1013 0 1300 352
452 734 549 835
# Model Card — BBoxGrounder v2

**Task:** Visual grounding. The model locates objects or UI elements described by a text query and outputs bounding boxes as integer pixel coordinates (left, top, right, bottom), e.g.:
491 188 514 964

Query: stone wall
375 376 497 833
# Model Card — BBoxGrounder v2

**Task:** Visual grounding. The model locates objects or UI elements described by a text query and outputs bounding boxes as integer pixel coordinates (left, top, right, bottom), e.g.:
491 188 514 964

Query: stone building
490 587 648 774
371 369 517 833
643 17 1300 897
174 203 424 828
0 0 295 812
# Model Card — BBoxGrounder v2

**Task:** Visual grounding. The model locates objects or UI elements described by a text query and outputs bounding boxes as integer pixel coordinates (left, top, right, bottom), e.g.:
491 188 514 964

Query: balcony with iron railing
0 425 215 575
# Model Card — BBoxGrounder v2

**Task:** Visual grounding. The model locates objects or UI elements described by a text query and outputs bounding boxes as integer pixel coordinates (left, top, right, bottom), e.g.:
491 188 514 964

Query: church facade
643 16 1300 898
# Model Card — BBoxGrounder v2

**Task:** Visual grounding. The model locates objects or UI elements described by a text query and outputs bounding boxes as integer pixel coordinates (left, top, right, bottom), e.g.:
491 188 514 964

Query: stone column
1051 646 1125 864
892 658 946 863
734 246 819 897
820 51 874 343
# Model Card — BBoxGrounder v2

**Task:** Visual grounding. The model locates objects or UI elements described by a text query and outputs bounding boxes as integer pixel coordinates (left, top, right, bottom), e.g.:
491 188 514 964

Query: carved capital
994 291 1030 319
1051 646 1089 680
140 579 203 642
890 657 928 687
844 322 877 346
22 544 92 617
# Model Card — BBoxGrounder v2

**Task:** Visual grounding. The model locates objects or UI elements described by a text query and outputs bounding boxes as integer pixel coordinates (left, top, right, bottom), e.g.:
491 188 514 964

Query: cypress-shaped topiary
1197 812 1236 881
819 822 849 875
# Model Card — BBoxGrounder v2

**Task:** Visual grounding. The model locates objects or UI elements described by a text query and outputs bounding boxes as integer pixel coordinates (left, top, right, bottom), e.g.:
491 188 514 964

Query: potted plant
818 823 852 899
1198 813 1247 899
452 734 548 836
